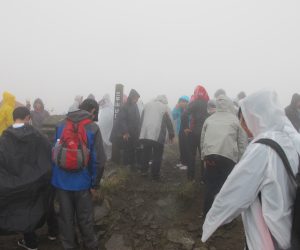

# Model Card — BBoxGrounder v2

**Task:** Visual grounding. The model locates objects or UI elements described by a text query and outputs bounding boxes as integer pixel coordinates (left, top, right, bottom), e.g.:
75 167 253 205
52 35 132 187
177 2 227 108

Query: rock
156 199 169 207
187 224 201 232
135 198 144 206
136 229 145 236
96 230 106 238
195 247 208 250
167 229 195 250
105 234 132 250
150 224 159 229
94 199 111 225
146 233 152 241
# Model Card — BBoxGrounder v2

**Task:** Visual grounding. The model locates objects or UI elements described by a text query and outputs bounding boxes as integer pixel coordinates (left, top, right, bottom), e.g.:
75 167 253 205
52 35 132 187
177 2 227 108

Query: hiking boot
176 162 183 168
179 165 188 170
17 239 38 250
47 234 57 241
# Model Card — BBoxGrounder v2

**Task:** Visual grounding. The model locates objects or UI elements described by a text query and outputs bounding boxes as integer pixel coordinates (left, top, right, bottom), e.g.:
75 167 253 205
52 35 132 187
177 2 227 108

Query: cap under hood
155 95 168 104
216 95 236 114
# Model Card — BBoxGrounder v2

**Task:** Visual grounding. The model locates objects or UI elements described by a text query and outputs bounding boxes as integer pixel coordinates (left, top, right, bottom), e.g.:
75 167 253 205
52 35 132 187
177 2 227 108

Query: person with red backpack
51 98 106 250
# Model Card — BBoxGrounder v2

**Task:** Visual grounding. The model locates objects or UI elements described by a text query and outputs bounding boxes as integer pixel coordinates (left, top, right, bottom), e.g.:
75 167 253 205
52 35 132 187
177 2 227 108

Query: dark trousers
111 138 123 164
57 189 98 250
141 140 164 178
47 186 58 237
24 232 37 249
178 131 189 166
123 137 138 167
186 133 201 180
203 155 235 216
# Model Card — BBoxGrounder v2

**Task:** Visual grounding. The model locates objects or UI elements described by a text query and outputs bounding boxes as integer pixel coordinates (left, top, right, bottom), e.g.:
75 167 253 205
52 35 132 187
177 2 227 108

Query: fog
0 0 299 113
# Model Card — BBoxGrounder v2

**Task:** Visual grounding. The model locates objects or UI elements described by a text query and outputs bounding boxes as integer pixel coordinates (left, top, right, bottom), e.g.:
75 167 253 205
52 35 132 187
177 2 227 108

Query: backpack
255 138 300 248
52 118 92 172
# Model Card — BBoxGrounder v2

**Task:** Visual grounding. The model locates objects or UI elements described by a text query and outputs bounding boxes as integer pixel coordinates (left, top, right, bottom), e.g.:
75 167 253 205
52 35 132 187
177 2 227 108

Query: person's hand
90 188 96 197
169 137 175 144
184 128 192 135
123 133 130 141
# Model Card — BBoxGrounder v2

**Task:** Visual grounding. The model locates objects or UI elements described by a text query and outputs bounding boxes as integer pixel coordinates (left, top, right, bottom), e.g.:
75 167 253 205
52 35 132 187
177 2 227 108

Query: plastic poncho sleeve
90 127 106 188
237 125 248 160
200 120 208 160
202 143 268 242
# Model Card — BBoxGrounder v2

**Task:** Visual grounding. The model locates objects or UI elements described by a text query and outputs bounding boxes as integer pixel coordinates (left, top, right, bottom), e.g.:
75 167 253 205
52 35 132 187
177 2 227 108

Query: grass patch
100 167 130 195
176 181 197 202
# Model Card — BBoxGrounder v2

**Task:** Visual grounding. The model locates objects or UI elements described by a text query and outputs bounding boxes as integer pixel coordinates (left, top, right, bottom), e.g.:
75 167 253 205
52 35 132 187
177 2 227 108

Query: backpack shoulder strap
255 138 297 184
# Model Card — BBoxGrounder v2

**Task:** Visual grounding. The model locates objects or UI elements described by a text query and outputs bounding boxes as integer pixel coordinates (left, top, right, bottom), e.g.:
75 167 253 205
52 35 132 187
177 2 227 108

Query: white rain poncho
68 95 83 113
202 90 300 250
98 94 114 159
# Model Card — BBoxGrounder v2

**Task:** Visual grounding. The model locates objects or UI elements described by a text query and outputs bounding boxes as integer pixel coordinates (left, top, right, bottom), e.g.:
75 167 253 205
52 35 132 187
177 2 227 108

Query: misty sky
0 0 299 113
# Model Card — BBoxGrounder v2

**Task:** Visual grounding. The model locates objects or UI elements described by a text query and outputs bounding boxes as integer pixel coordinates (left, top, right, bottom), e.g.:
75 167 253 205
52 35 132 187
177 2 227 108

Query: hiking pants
186 133 201 180
178 130 189 166
203 155 235 216
141 140 164 178
47 186 58 237
123 137 138 167
56 189 98 250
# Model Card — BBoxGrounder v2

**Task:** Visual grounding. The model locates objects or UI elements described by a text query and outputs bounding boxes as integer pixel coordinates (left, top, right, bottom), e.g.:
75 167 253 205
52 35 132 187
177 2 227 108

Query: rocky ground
1 143 245 250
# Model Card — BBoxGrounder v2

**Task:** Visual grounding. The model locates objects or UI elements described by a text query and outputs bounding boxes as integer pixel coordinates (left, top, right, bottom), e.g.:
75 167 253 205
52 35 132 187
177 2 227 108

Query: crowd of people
0 86 300 250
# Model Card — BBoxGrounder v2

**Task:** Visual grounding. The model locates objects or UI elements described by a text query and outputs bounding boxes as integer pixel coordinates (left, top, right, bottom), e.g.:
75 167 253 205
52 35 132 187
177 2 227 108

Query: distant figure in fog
68 95 83 112
285 93 300 132
30 98 50 130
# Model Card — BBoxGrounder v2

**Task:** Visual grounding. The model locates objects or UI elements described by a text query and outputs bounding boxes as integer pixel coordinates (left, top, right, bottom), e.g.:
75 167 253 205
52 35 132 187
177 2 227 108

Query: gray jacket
201 95 247 163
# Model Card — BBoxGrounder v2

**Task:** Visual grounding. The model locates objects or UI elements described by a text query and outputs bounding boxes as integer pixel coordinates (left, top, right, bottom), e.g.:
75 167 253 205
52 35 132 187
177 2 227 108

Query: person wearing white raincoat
202 90 300 250
98 94 114 159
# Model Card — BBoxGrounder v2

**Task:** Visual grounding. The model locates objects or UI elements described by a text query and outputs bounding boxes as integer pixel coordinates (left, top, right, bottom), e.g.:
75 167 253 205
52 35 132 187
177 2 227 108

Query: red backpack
52 118 92 172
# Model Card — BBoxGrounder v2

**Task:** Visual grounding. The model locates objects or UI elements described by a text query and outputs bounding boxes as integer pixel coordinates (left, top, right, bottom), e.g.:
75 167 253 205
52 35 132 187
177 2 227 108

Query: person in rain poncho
68 95 83 113
110 89 141 168
200 95 247 216
285 93 300 132
202 90 300 250
0 91 16 135
181 85 210 180
139 95 175 180
98 94 114 160
0 107 52 250
172 95 190 169
30 98 50 130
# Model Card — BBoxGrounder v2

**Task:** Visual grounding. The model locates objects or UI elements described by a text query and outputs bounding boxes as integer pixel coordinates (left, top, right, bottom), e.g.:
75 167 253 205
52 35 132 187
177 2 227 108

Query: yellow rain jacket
0 92 16 135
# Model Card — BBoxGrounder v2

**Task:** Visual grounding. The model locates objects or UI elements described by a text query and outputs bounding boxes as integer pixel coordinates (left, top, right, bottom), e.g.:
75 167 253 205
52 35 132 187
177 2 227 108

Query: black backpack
255 138 300 248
